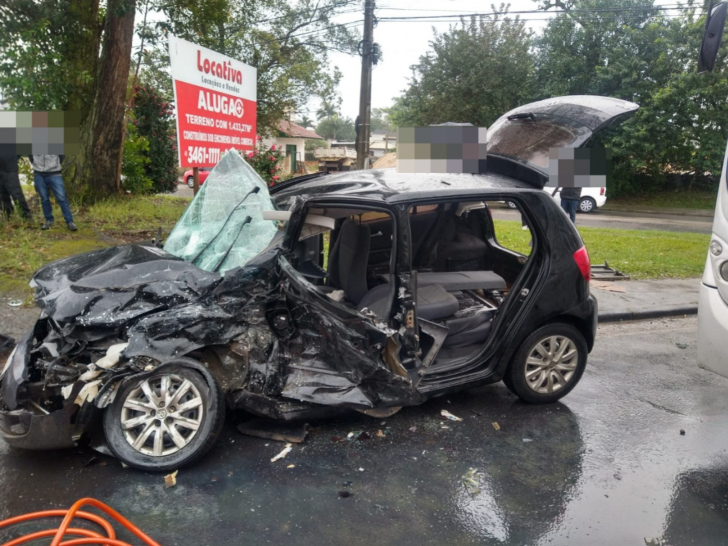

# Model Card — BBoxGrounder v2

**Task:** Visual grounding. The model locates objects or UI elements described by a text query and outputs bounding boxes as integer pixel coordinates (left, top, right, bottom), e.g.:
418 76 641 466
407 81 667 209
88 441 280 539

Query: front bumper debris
0 399 78 450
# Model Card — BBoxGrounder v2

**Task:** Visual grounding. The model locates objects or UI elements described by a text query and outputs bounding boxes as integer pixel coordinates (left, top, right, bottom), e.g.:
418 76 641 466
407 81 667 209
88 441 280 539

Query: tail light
600 187 605 196
573 245 591 281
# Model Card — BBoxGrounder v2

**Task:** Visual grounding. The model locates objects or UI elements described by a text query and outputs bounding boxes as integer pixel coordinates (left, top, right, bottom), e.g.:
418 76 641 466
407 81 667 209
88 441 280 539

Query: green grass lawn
606 189 717 211
494 219 710 279
0 195 190 298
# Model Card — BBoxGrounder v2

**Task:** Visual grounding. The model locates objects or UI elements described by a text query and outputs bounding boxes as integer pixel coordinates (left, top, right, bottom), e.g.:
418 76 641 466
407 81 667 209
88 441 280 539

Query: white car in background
507 186 607 213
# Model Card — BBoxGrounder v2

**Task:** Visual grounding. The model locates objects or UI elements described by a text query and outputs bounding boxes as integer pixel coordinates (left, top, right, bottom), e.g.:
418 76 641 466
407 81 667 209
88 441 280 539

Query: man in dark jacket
558 186 582 223
0 154 31 220
30 155 76 231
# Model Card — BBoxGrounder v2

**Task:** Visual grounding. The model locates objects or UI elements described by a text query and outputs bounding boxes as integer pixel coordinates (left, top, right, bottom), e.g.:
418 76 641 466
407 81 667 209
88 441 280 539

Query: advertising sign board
169 35 257 167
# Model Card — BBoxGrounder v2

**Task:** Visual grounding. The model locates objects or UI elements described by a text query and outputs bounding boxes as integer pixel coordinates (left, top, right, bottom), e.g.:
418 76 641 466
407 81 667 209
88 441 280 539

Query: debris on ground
271 444 293 463
357 431 371 441
492 422 500 431
591 280 627 292
676 342 688 349
440 409 463 422
330 436 345 442
342 481 353 487
287 464 295 469
164 470 178 489
7 300 22 307
522 438 533 443
237 418 309 444
409 426 417 432
461 468 482 496
338 491 352 498
376 429 386 438
680 429 686 435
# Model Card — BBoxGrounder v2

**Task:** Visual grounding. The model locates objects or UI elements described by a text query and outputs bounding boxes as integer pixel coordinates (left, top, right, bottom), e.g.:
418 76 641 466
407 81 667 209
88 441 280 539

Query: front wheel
103 362 225 471
579 197 596 213
503 323 587 404
186 176 194 188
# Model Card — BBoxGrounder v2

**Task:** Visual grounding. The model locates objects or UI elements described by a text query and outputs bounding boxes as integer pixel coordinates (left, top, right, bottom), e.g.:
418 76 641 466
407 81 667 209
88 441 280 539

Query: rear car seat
328 219 459 322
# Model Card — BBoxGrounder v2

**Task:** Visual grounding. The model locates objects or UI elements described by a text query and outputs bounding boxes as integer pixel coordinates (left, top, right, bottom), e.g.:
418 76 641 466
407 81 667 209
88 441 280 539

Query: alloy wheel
579 198 595 213
524 335 579 394
120 374 204 457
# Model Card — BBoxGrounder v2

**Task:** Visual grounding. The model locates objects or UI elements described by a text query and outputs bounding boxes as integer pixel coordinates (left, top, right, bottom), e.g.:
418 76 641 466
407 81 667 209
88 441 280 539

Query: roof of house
277 119 323 140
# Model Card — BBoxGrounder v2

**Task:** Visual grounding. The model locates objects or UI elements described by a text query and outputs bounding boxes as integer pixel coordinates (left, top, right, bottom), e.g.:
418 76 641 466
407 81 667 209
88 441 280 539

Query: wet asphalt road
1 315 727 546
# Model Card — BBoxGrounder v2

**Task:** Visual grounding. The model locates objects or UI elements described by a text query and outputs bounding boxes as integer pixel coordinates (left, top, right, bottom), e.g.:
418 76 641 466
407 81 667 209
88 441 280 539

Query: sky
323 0 686 121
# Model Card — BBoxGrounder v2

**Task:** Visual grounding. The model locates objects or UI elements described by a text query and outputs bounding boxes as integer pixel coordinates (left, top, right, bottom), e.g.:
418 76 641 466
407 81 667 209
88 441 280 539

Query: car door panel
277 256 426 409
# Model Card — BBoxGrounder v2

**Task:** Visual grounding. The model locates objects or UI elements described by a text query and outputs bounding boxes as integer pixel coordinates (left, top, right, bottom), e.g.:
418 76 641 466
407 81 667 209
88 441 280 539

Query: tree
0 0 136 200
370 107 394 132
132 84 178 193
389 7 536 128
144 0 358 133
316 115 356 141
316 100 339 121
535 0 728 196
298 115 315 129
72 0 136 198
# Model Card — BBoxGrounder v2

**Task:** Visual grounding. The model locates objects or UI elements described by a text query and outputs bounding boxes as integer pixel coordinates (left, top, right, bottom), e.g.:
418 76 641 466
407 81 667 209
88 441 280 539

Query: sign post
169 35 257 180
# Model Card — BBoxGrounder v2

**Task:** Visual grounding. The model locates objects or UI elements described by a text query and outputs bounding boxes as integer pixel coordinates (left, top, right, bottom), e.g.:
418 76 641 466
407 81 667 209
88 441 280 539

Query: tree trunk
73 0 136 200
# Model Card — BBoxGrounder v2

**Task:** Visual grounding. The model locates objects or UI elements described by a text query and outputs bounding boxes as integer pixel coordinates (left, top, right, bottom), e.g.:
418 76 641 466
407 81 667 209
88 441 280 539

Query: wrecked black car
0 96 637 471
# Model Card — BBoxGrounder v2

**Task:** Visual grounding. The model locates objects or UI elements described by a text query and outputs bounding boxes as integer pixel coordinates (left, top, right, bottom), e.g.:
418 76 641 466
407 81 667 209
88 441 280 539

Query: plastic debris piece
461 468 482 496
8 300 22 307
409 426 417 432
74 380 102 406
676 343 688 350
271 443 293 462
376 429 386 438
347 431 355 439
357 432 371 441
358 468 364 472
440 409 463 422
680 429 686 435
95 343 129 370
492 422 500 431
522 438 533 443
287 464 295 469
164 470 178 489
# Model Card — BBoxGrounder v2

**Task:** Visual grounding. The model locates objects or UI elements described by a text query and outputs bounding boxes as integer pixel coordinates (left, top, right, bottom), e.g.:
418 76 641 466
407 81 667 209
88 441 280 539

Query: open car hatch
487 95 639 188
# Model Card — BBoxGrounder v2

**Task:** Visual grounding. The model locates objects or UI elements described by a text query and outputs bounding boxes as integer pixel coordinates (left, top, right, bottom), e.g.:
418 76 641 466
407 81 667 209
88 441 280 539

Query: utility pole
356 0 375 170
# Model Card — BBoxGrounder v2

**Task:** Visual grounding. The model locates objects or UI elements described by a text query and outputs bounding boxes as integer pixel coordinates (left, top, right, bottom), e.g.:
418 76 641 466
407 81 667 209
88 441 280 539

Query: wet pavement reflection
1 316 727 545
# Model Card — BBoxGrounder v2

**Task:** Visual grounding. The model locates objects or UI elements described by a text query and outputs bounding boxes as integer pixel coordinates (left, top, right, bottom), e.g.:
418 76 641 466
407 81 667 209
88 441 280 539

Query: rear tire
504 323 587 404
103 361 225 472
506 201 518 209
579 197 596 213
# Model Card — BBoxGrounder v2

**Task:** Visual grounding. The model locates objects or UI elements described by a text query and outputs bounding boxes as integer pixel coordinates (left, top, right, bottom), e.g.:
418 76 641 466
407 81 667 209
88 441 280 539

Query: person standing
558 186 582 224
30 154 77 231
0 153 32 220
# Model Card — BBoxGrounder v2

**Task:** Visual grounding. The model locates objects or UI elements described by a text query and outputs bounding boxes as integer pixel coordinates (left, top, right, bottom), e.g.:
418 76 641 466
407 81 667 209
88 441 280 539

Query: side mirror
699 1 728 73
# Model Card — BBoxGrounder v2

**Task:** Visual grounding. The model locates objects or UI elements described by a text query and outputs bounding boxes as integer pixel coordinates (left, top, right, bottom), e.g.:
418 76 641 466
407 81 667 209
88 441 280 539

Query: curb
599 207 713 218
598 306 698 323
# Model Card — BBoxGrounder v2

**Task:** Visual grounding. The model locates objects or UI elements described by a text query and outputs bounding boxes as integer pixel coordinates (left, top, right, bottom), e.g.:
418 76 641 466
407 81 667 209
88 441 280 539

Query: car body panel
183 167 211 186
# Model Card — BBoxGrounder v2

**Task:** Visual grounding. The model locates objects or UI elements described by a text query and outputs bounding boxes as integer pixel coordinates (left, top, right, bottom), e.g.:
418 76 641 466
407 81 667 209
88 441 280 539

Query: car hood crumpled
31 244 222 339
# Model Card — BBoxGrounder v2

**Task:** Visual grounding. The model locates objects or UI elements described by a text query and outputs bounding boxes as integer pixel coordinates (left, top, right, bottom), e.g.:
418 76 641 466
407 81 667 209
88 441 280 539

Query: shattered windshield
164 150 278 274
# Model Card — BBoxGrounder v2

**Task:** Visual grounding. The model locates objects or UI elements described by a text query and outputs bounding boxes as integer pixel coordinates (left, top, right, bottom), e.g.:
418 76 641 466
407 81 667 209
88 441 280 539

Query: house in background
370 129 396 159
262 120 324 175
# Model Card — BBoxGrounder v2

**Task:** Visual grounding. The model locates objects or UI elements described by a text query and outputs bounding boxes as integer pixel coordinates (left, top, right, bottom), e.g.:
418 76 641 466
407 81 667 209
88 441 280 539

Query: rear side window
491 204 533 257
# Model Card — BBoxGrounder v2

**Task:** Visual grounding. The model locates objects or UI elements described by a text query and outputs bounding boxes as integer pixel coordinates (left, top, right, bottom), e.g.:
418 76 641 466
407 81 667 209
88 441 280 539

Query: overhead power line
376 4 699 21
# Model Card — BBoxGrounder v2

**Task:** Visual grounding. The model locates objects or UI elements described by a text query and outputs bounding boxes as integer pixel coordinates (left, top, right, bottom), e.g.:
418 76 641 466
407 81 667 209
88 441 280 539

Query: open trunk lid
487 95 639 188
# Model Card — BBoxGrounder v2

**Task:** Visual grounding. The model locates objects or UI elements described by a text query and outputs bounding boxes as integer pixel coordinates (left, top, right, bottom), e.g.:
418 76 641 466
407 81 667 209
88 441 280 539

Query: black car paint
0 171 595 451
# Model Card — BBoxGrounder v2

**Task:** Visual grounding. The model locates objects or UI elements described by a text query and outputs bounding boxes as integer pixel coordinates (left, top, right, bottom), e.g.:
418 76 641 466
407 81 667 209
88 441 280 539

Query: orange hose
0 498 161 546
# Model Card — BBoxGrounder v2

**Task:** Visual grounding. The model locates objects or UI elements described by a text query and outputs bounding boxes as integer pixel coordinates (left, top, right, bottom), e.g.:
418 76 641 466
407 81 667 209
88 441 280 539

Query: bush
132 84 178 193
121 116 154 194
243 140 284 185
